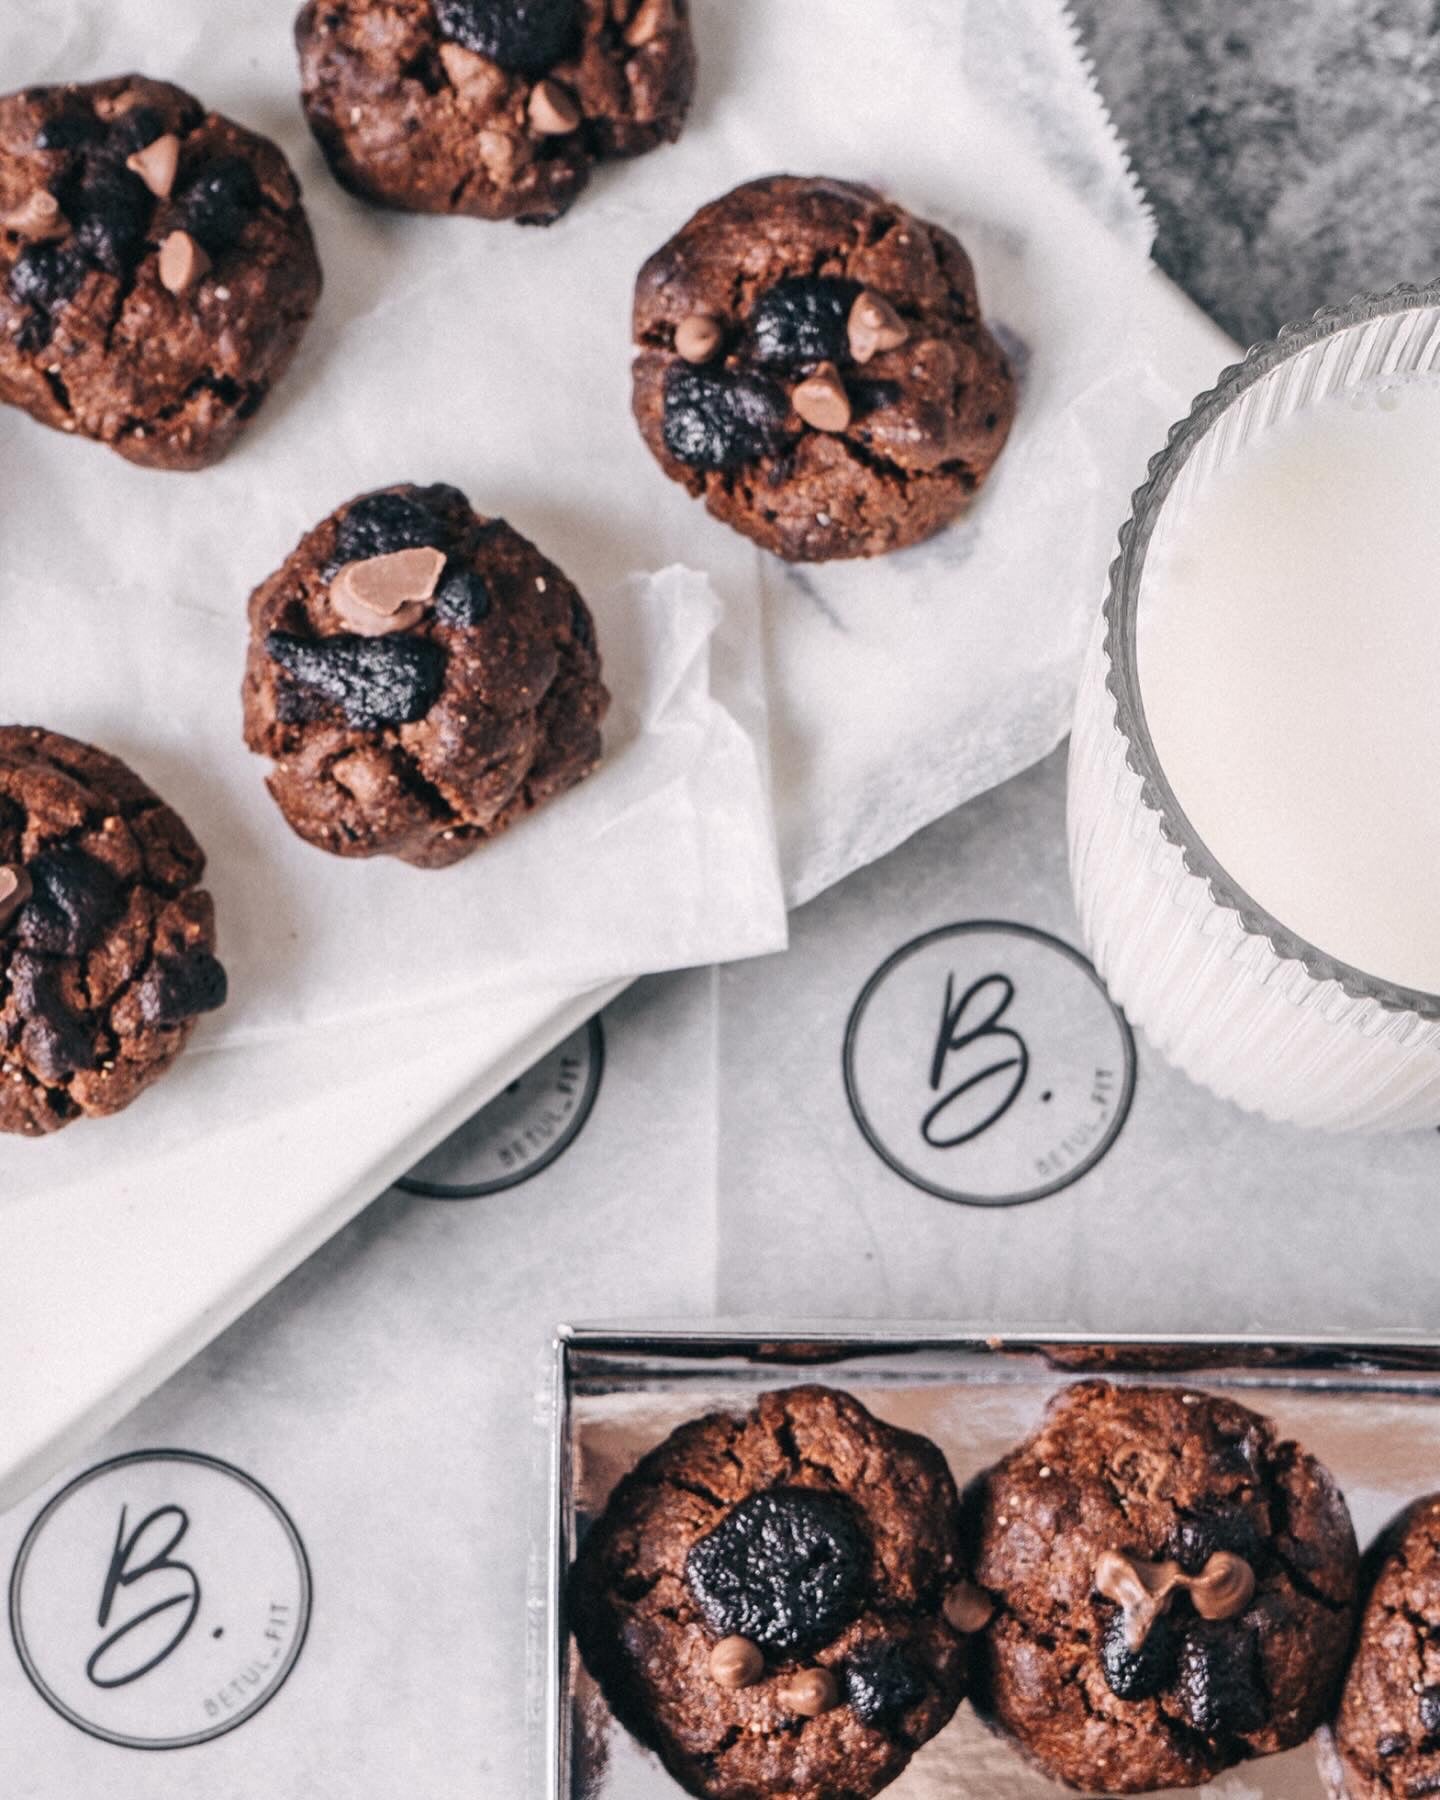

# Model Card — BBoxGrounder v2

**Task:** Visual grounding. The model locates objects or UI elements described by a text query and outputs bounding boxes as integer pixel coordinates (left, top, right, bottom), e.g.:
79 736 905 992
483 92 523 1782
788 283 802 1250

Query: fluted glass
1068 285 1440 1131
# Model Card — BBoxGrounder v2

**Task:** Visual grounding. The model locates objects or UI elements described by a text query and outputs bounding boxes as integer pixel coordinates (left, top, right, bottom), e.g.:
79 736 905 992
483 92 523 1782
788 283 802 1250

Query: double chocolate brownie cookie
570 1385 983 1800
969 1380 1359 1793
295 0 694 226
0 76 321 469
0 728 227 1135
632 176 1016 562
1321 1494 1440 1800
243 482 607 866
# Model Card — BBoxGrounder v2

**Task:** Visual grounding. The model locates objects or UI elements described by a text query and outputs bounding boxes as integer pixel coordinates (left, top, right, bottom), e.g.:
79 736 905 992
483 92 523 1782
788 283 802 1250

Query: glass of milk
1068 284 1440 1131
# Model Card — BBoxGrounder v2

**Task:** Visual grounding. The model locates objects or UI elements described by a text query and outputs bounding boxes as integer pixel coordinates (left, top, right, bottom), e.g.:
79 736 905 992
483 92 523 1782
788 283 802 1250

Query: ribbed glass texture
1067 286 1440 1131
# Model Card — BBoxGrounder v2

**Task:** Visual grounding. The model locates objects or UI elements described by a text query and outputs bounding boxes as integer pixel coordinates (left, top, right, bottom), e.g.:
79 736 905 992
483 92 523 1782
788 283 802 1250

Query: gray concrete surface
1072 0 1440 343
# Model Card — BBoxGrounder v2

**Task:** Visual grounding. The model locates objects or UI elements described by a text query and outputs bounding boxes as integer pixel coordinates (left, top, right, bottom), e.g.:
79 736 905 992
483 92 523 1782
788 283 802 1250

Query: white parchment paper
0 0 1170 1051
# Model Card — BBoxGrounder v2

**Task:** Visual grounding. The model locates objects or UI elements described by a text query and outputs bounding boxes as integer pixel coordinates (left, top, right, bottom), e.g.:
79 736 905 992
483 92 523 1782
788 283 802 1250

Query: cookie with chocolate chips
569 1385 978 1800
968 1380 1359 1794
631 175 1016 562
1321 1494 1440 1800
295 0 695 226
0 75 321 469
0 728 226 1135
242 482 607 867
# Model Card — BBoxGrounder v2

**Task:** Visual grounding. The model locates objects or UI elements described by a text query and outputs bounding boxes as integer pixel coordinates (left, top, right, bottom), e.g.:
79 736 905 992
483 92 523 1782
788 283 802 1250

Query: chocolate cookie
0 728 227 1135
1321 1494 1440 1800
631 175 1016 562
242 482 607 867
969 1380 1359 1794
0 76 321 470
295 0 694 226
570 1384 981 1800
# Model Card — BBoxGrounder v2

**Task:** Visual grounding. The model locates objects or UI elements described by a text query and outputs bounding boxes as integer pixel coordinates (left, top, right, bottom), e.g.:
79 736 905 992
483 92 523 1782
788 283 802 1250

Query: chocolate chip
1380 1732 1410 1758
685 1489 869 1658
266 631 447 729
662 364 788 471
433 0 578 75
1099 1606 1177 1701
1168 1508 1265 1577
750 277 862 371
133 947 228 1027
1174 1623 1266 1740
17 847 123 958
842 1643 927 1728
9 951 96 1080
328 492 450 577
569 597 593 650
1420 1686 1440 1741
178 155 260 257
434 568 491 628
1406 1775 1440 1797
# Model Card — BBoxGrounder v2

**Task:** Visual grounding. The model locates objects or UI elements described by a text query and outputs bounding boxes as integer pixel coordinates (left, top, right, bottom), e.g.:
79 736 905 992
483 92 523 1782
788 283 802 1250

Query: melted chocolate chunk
105 105 167 157
1420 1686 1440 1741
1168 1507 1265 1577
17 847 123 958
133 948 228 1027
1379 1732 1410 1758
266 631 446 729
327 491 451 577
685 1489 869 1658
8 241 82 306
178 155 261 257
662 364 787 471
842 1643 927 1728
1099 1606 1177 1702
1175 1623 1266 1740
569 596 593 650
68 162 151 274
749 276 861 370
434 568 491 628
432 0 578 75
9 951 96 1080
35 110 105 152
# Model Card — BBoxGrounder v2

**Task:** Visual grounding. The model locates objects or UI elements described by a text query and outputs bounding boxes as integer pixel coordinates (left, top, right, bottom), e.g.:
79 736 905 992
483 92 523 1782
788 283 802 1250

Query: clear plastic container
1068 285 1440 1131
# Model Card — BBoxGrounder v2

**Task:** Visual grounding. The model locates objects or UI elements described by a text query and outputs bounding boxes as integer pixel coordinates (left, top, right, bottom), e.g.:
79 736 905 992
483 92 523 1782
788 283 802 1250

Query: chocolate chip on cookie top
294 0 695 227
242 483 608 869
1323 1494 1440 1800
0 76 321 470
968 1380 1359 1795
0 728 227 1136
570 1384 975 1800
631 175 1017 563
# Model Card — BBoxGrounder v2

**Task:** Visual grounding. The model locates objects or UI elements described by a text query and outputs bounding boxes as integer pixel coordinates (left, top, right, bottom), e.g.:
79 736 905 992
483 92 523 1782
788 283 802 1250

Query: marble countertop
1073 0 1440 345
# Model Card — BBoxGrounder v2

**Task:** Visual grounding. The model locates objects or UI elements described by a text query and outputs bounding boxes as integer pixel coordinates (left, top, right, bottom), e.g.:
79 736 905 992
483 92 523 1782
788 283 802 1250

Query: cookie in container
569 1383 982 1800
968 1378 1360 1793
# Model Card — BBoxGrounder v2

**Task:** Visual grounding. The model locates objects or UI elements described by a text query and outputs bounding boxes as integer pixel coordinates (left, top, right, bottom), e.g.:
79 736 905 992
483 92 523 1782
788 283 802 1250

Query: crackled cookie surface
243 482 607 867
0 75 321 469
969 1380 1359 1794
295 0 694 225
632 175 1016 562
570 1385 979 1800
1322 1494 1440 1800
0 728 227 1135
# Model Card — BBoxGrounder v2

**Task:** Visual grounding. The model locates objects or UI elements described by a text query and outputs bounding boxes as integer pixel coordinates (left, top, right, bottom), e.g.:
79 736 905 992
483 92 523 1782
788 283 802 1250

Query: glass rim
1103 279 1440 1022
